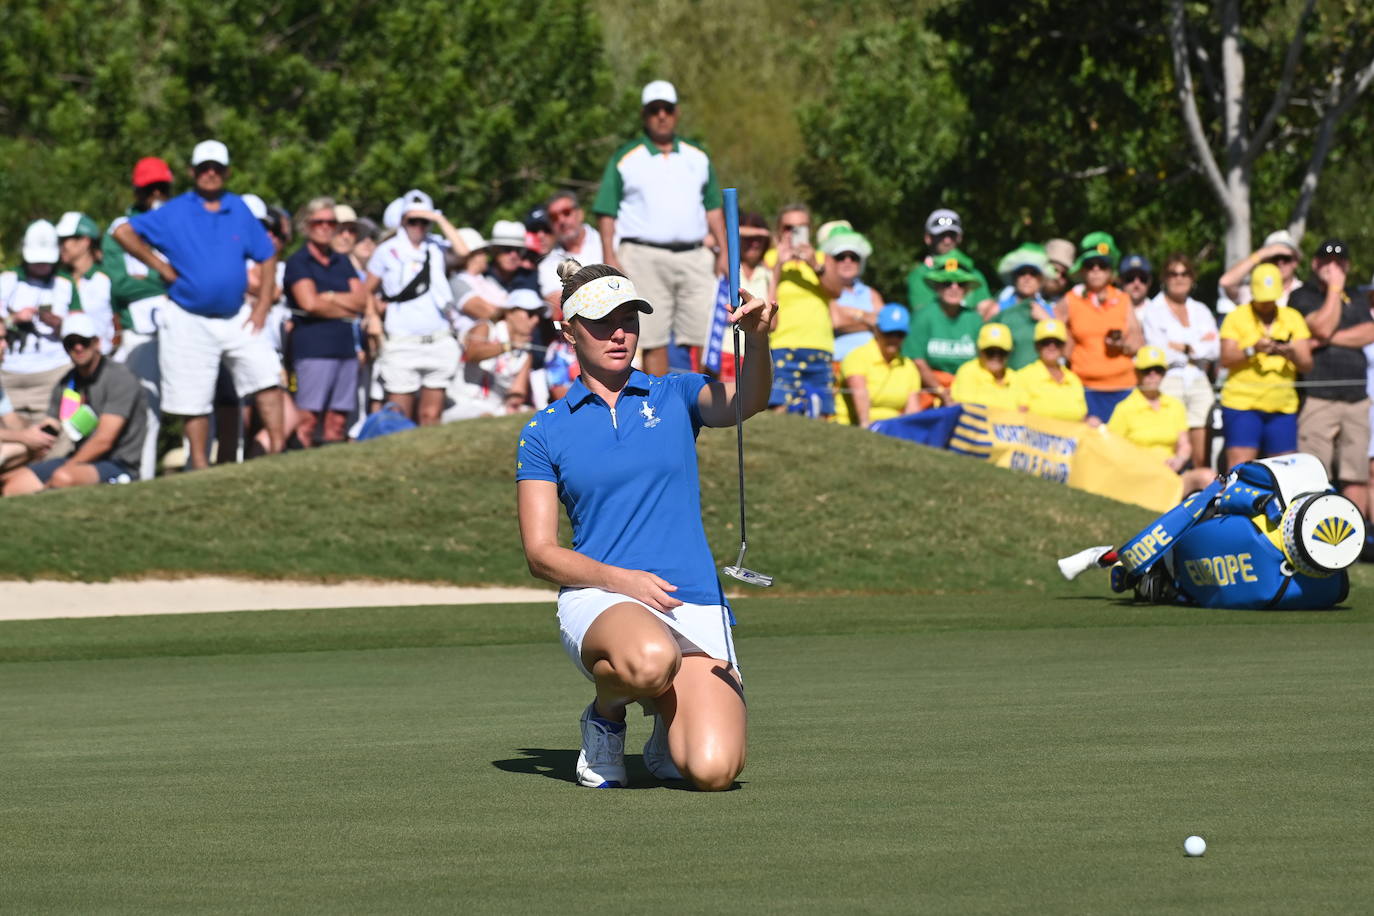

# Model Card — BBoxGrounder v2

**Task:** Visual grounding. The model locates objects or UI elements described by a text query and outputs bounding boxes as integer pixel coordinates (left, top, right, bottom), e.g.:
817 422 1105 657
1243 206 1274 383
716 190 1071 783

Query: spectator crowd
2 79 1372 553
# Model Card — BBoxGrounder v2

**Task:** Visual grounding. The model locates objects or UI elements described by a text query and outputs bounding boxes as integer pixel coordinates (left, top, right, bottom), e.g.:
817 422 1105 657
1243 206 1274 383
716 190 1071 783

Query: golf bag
1109 454 1363 610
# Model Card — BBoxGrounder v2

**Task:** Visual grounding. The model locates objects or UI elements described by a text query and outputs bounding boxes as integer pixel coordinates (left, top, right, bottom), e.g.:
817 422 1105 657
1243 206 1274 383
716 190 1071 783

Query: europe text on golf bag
1109 455 1362 609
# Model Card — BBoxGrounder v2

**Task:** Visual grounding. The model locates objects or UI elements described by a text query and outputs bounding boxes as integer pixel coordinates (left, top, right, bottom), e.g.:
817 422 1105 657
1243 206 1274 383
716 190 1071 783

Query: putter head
723 565 774 588
1057 546 1116 581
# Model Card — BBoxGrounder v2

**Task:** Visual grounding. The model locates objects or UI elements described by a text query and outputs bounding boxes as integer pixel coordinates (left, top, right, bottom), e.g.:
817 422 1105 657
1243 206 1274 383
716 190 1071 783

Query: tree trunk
1219 0 1250 265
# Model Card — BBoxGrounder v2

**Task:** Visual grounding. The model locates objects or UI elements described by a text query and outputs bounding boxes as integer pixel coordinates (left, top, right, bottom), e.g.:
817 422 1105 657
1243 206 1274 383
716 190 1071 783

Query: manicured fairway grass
5 593 1371 913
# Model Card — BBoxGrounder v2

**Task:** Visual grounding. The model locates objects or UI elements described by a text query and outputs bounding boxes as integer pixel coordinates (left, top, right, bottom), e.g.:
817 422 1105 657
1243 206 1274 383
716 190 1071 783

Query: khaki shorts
1298 396 1371 483
0 363 71 426
618 242 717 350
1160 371 1216 428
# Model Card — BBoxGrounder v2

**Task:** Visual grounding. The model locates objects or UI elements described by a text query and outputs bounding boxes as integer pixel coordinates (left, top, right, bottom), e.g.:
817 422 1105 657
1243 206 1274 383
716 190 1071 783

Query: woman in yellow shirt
1108 346 1215 491
1217 264 1313 468
837 304 921 427
950 323 1020 410
1013 319 1087 422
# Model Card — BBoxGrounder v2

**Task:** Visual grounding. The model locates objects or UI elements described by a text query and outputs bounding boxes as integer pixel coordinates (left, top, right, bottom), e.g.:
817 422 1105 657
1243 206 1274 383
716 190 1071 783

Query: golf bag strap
1118 478 1225 578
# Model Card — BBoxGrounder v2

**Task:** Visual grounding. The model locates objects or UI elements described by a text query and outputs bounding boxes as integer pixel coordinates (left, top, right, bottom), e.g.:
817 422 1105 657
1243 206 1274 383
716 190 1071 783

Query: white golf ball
1184 835 1206 857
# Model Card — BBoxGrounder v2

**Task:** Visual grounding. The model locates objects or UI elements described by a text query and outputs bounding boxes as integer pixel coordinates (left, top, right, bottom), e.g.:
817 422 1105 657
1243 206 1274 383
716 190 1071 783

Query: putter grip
723 188 740 312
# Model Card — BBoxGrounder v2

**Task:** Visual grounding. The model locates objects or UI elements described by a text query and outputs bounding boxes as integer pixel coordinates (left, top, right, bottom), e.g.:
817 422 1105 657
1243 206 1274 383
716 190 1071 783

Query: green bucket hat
923 248 980 287
1071 231 1120 274
996 243 1050 285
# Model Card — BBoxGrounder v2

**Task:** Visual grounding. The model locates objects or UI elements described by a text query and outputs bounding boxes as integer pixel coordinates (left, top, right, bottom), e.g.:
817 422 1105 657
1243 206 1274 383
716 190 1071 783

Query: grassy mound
0 413 1184 593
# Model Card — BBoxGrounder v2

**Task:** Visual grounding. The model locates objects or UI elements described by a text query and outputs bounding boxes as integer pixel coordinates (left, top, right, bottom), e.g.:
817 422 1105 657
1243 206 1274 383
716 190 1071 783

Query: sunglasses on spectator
492 246 522 255
982 348 1009 359
935 281 966 289
140 181 173 196
1082 258 1111 271
194 162 227 175
644 102 676 116
404 217 430 227
1012 267 1041 279
62 335 96 350
1165 269 1192 278
1138 366 1166 376
834 251 862 263
1037 338 1065 347
308 218 339 227
1122 272 1150 284
1265 255 1295 265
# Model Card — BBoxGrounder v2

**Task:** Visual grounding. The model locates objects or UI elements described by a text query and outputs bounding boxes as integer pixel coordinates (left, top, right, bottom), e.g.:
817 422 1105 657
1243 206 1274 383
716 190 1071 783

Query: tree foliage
0 0 629 257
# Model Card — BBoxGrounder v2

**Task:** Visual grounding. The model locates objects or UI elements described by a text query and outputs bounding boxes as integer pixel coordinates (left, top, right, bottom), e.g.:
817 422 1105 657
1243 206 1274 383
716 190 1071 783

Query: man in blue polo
113 139 284 468
594 80 728 376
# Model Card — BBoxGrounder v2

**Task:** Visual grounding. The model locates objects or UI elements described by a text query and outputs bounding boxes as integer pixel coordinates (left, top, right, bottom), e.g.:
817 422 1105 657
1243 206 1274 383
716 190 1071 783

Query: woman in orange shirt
1059 231 1143 422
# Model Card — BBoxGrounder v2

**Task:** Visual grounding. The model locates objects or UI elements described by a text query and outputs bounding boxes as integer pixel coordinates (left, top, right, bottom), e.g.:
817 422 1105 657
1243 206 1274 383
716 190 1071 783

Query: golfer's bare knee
682 751 742 792
616 638 678 695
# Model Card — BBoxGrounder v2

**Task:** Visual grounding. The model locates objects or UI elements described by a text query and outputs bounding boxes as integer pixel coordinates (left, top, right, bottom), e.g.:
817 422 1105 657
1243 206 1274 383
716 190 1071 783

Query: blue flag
702 276 730 373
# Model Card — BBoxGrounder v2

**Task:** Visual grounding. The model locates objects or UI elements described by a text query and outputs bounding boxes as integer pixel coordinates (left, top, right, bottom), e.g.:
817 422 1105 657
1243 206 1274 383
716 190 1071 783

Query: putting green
4 595 1370 912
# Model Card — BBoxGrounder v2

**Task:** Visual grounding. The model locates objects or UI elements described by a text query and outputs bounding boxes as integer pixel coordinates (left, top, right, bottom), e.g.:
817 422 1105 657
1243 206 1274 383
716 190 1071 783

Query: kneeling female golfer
516 259 775 791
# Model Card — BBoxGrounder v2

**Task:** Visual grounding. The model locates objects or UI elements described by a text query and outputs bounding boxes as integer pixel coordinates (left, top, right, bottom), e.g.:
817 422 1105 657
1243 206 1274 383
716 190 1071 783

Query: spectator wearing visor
826 229 884 362
1108 346 1214 491
593 80 728 376
906 208 992 313
1061 232 1143 422
1288 239 1374 512
538 191 605 311
951 323 1019 410
113 139 286 468
1218 229 1305 314
988 243 1053 369
836 304 920 427
285 197 368 446
1139 253 1219 469
55 212 115 356
0 313 146 495
1217 264 1313 467
364 190 459 426
1013 319 1087 422
904 253 985 408
1 220 75 425
1118 254 1153 312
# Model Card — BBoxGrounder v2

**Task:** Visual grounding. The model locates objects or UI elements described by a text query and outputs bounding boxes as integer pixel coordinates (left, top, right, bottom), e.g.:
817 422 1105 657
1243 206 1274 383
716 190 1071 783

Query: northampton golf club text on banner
875 405 1184 513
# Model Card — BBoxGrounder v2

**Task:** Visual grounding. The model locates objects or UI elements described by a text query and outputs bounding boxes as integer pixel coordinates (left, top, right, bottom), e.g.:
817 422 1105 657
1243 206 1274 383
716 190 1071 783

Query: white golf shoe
642 712 683 781
576 702 626 788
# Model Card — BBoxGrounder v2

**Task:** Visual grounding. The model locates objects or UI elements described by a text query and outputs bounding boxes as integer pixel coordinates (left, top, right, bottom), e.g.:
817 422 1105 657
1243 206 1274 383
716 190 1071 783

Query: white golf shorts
556 587 738 681
376 334 459 394
158 301 282 416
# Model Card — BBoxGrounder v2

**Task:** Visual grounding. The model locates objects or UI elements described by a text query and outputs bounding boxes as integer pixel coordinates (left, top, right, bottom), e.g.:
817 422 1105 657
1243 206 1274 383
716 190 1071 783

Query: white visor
562 275 654 322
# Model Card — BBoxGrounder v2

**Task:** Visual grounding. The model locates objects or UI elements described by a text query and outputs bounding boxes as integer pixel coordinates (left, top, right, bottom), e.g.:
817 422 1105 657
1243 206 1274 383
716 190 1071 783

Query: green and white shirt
593 133 722 245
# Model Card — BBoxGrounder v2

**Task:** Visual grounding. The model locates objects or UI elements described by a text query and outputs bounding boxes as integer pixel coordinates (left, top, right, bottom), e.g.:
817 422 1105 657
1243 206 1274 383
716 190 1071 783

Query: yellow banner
961 406 1184 512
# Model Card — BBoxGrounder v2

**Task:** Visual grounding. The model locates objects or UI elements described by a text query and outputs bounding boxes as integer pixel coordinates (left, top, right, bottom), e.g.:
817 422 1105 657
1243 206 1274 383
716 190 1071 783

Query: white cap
1263 229 1301 257
457 227 488 252
562 274 653 322
191 139 230 166
21 220 60 264
488 220 529 249
333 204 358 224
925 208 962 235
641 80 678 106
506 288 548 315
239 193 268 221
400 189 435 218
60 311 99 340
382 196 405 230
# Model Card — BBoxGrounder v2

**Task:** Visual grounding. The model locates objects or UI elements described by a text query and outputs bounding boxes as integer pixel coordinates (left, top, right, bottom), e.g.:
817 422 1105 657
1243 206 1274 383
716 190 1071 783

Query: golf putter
719 187 774 588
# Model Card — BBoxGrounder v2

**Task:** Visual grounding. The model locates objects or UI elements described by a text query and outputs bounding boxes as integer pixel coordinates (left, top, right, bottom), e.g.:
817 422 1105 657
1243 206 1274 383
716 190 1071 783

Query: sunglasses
139 181 173 196
1083 258 1111 271
308 218 339 227
1138 366 1166 375
1165 269 1192 278
546 206 576 220
644 102 676 116
834 251 862 263
935 281 966 289
1121 272 1150 284
982 348 1009 359
404 217 430 227
62 335 96 350
1012 267 1041 279
492 246 522 255
1265 255 1295 265
193 162 227 175
1036 338 1065 347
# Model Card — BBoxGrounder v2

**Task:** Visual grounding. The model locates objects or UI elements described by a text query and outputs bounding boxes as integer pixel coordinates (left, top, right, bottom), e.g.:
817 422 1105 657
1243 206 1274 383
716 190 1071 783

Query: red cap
131 157 174 188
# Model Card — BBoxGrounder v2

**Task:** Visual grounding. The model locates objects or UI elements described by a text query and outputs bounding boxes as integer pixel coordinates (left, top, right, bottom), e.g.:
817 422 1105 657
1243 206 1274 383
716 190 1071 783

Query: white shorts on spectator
376 334 459 394
157 301 282 416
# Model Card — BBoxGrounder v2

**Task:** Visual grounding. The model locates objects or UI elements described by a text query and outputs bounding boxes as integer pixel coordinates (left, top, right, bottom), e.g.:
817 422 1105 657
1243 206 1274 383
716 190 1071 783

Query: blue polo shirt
515 370 726 607
129 191 275 317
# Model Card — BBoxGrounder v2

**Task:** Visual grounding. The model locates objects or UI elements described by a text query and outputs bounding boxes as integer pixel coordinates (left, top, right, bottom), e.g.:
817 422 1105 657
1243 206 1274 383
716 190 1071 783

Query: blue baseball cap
876 304 910 334
1119 254 1152 277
